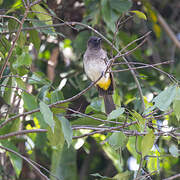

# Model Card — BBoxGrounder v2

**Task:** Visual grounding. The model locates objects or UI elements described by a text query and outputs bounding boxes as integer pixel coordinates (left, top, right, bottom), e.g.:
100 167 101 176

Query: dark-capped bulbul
83 36 116 114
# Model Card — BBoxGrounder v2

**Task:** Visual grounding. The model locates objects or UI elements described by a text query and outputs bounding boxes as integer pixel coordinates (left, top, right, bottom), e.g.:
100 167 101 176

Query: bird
83 36 116 114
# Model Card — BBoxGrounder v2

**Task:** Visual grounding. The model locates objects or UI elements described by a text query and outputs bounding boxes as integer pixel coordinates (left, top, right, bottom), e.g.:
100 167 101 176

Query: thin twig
0 129 47 139
0 75 103 129
0 145 49 180
57 106 124 125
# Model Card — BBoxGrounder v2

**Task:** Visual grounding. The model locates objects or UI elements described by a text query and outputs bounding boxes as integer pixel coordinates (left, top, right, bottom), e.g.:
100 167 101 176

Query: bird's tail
103 95 116 114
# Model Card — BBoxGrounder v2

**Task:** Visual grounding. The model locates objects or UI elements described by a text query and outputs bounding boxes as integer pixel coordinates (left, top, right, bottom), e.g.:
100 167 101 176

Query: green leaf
126 136 141 160
51 90 64 103
113 171 132 180
0 140 22 177
107 107 124 120
40 101 55 132
110 0 132 13
50 143 77 180
58 115 73 148
15 78 26 89
8 18 18 31
31 4 52 25
22 92 38 111
37 84 50 101
169 144 179 157
141 130 155 157
173 87 180 121
101 0 119 32
0 36 11 56
130 111 145 132
85 98 102 113
47 116 64 147
71 114 106 126
13 52 32 68
131 10 147 20
108 132 128 150
91 173 112 179
29 29 40 51
173 100 180 121
28 72 51 85
152 85 176 111
3 77 12 105
73 31 91 55
32 21 56 36
102 143 123 172
17 32 27 47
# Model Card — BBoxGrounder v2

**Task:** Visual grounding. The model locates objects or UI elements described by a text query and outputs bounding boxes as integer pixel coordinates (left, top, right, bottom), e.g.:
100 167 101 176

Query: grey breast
83 49 107 82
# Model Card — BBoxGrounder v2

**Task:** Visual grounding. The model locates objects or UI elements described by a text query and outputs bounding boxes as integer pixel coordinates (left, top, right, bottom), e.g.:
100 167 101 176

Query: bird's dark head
87 36 102 49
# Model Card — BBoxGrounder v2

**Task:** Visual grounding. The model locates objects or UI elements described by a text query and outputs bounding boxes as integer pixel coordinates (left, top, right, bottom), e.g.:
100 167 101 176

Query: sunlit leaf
130 111 145 132
141 130 155 157
131 10 147 20
31 4 52 25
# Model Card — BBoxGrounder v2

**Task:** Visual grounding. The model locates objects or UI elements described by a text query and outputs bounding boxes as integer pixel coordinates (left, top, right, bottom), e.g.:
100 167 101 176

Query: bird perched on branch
83 36 116 114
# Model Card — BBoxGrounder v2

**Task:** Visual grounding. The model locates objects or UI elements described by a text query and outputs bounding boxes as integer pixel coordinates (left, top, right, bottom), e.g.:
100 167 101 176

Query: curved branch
0 145 49 180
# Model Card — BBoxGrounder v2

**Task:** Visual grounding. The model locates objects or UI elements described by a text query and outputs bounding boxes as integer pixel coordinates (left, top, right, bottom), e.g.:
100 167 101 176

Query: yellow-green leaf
131 10 147 20
141 130 155 157
31 4 52 25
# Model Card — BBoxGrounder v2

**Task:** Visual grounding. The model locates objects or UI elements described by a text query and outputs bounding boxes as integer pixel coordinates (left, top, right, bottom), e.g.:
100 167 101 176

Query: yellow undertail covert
96 76 111 91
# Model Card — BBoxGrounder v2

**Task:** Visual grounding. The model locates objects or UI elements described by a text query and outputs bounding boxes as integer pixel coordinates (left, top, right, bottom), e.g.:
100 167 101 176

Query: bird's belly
84 60 105 81
84 60 110 90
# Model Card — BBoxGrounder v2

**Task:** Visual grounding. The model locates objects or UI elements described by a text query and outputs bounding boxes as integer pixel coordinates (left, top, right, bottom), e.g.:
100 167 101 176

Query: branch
111 60 177 83
29 0 42 7
0 145 49 180
0 129 47 139
0 15 22 24
163 174 180 180
157 13 180 50
57 106 124 125
0 5 30 79
0 75 102 129
72 125 180 139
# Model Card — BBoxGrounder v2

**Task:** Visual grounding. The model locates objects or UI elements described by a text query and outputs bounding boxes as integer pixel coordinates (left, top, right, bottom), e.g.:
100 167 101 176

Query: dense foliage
0 0 179 180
